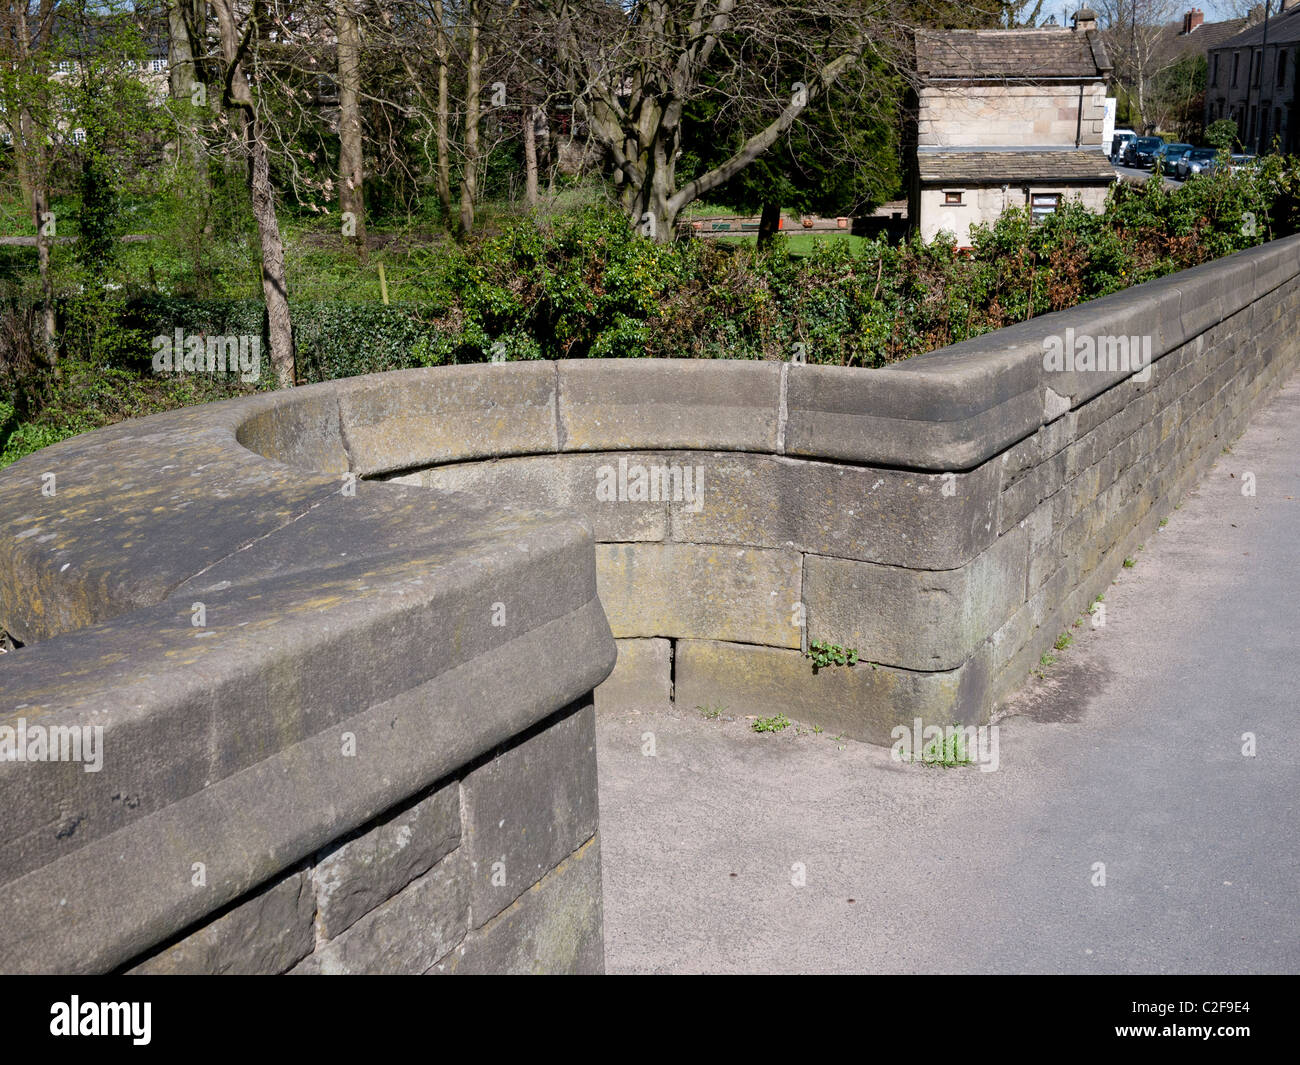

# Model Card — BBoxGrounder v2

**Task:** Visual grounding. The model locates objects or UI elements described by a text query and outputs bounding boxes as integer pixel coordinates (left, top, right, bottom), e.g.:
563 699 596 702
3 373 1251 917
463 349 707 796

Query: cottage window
1031 193 1061 223
1279 50 1288 87
1212 54 1219 87
943 191 963 205
1232 53 1240 87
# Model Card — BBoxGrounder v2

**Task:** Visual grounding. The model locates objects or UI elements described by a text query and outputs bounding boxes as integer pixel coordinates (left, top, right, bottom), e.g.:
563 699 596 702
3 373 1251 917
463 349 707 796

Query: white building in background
910 8 1116 248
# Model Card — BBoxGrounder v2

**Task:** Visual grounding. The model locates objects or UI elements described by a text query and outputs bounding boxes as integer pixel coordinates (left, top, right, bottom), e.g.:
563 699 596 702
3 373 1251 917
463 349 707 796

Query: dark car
1124 137 1165 168
1178 148 1218 179
1157 143 1194 175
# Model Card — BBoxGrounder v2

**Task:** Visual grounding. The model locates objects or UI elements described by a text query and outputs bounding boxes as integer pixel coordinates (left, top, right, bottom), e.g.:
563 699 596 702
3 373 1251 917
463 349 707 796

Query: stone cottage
910 9 1115 248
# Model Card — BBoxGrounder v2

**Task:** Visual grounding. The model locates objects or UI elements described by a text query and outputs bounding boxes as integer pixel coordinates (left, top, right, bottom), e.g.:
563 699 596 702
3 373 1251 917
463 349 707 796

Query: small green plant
812 724 824 734
1039 650 1056 668
697 704 725 720
1122 557 1136 568
919 727 974 768
1159 517 1168 527
752 714 791 733
1054 632 1073 651
807 640 859 670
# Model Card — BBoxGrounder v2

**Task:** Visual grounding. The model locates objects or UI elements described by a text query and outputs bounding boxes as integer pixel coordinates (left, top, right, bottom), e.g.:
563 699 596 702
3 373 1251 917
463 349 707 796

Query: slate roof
917 149 1117 184
1213 5 1300 49
915 28 1112 80
1148 14 1256 70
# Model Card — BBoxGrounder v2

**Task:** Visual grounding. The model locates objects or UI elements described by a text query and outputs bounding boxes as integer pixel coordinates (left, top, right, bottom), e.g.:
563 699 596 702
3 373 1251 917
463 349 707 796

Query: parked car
1177 148 1219 179
1109 130 1136 162
1124 136 1164 168
1157 143 1194 175
1229 153 1260 173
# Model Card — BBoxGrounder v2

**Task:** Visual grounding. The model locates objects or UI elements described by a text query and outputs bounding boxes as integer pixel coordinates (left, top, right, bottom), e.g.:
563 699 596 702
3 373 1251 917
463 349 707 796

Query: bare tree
547 0 906 240
1096 0 1183 130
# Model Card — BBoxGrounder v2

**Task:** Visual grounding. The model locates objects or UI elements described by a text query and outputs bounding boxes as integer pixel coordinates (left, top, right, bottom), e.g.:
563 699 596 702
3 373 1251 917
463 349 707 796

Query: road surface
596 369 1300 974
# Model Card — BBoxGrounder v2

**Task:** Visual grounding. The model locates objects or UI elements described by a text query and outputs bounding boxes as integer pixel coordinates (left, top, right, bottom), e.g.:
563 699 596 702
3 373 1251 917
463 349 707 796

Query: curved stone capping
2 232 1299 973
0 395 617 972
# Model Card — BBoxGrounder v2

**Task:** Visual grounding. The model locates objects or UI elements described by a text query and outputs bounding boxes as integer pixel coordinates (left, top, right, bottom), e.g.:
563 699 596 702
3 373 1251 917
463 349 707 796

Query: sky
1039 2 1264 25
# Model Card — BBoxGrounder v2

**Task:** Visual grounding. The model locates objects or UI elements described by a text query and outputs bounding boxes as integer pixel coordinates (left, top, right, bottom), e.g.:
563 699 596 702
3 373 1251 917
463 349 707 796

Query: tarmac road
596 370 1300 974
1113 162 1182 189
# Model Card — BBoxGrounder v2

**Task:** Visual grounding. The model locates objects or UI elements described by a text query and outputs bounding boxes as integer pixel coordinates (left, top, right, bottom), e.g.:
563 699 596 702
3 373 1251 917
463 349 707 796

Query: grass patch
918 728 975 768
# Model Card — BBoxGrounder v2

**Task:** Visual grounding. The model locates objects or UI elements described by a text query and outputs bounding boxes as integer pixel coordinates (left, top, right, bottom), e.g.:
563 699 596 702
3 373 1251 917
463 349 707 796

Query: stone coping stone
337 363 560 477
558 359 782 453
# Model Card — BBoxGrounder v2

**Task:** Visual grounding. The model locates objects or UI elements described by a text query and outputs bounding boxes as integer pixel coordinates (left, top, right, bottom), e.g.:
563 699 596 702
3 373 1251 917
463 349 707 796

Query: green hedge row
125 296 452 384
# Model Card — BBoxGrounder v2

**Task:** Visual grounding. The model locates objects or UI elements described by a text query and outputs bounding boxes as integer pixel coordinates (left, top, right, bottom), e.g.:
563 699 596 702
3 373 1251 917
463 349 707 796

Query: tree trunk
337 0 367 262
433 0 452 220
249 138 294 388
536 107 553 191
213 0 295 388
33 188 58 380
524 106 539 206
13 9 55 371
459 0 481 238
757 200 781 248
168 0 211 239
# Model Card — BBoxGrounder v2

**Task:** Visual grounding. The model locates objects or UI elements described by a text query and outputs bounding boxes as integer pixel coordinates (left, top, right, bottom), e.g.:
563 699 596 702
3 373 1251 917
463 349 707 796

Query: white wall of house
919 185 1111 247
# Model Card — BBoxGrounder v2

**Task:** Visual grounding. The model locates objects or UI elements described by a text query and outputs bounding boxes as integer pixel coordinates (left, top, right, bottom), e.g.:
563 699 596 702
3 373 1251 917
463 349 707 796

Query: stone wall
0 386 615 974
918 83 1109 149
337 238 1294 745
2 233 1298 973
124 701 602 975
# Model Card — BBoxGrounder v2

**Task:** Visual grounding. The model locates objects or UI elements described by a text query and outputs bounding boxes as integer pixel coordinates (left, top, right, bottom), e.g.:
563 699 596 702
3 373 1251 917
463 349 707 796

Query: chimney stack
1183 9 1205 33
1073 7 1098 31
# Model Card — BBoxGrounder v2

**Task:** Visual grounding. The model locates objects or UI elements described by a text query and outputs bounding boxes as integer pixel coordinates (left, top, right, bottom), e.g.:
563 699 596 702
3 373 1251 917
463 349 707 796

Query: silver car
1178 148 1218 179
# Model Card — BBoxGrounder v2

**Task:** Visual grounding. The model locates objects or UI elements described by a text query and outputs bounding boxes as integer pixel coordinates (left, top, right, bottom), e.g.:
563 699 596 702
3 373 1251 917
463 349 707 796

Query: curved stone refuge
2 234 1299 974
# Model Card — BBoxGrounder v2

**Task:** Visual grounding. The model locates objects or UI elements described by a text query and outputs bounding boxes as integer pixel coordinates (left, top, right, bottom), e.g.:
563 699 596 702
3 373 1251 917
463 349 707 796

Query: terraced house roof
1213 4 1300 48
915 28 1111 80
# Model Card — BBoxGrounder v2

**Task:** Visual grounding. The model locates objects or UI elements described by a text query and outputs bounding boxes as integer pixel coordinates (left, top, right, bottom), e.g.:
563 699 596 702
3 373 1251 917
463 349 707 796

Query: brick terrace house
1147 8 1256 136
1155 8 1256 71
909 9 1115 248
1205 0 1300 154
